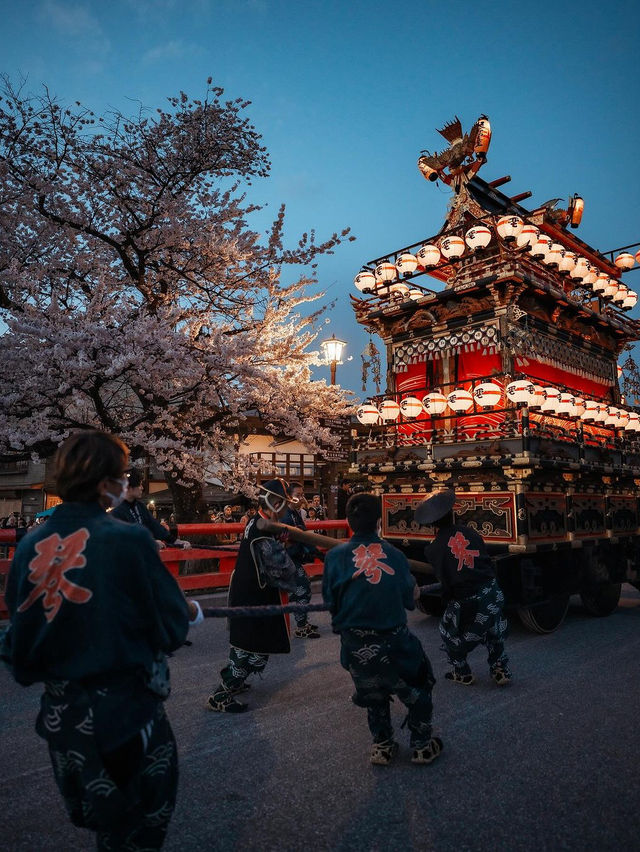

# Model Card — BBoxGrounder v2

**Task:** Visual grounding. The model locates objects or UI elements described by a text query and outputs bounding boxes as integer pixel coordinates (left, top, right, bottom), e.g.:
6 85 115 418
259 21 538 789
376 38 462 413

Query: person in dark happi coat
282 481 321 639
322 492 443 766
417 488 512 686
111 470 191 550
207 478 297 713
0 431 201 851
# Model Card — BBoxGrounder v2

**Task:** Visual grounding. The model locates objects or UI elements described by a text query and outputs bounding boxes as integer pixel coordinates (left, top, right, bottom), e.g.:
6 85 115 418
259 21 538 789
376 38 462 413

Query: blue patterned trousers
219 645 269 690
440 579 509 675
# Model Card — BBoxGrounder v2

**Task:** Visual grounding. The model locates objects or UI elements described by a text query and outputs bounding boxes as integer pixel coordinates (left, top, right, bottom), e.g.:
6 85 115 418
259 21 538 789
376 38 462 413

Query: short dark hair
346 492 381 535
55 431 129 502
127 469 143 488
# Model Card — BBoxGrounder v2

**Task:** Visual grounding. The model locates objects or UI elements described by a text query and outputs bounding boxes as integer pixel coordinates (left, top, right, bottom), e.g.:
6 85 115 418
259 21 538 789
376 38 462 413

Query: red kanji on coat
448 531 480 572
351 543 395 585
17 529 93 622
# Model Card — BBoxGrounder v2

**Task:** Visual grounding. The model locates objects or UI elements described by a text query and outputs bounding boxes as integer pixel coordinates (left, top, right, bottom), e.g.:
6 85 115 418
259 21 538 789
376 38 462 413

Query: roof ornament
418 114 491 192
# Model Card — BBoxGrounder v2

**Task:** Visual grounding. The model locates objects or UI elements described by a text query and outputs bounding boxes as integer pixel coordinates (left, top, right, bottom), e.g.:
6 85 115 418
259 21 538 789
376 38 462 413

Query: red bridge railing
0 520 350 619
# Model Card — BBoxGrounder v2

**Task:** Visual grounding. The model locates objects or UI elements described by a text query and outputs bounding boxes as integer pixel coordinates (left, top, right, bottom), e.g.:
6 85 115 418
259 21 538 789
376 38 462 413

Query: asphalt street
1 585 640 852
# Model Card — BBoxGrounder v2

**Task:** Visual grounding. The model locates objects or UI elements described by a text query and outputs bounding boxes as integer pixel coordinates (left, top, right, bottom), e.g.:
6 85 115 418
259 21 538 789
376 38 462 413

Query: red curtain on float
457 352 506 439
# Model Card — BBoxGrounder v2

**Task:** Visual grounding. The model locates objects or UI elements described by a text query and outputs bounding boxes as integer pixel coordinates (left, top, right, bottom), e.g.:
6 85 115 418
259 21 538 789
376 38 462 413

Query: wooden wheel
580 583 621 617
518 594 570 634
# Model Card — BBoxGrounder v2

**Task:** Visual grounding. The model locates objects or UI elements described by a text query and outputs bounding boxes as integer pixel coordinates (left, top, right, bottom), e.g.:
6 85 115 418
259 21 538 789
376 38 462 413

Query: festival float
350 115 640 632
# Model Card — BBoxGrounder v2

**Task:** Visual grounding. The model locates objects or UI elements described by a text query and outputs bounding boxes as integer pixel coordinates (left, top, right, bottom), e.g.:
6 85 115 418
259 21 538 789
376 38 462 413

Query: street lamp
320 334 347 385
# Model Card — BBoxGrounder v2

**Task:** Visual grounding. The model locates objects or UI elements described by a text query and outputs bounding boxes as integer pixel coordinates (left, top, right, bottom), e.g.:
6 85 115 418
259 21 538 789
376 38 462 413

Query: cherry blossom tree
0 76 354 519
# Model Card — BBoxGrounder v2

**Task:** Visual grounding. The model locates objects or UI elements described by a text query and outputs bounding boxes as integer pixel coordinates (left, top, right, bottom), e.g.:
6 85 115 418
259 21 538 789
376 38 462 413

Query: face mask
104 477 128 510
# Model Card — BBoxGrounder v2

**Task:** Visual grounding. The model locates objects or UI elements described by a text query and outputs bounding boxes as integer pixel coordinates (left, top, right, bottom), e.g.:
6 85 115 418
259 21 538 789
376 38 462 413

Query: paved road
1 585 640 852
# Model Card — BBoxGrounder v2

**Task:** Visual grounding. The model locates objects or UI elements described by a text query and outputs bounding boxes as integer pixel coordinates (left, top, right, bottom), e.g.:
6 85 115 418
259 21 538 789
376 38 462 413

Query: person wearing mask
0 430 202 850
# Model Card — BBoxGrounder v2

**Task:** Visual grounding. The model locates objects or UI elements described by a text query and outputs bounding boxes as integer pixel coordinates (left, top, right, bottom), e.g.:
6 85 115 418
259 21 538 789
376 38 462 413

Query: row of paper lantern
356 381 640 431
354 217 638 310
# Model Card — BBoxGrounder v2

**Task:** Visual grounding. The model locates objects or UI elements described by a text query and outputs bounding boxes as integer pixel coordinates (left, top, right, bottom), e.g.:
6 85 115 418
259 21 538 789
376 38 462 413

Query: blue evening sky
1 0 639 398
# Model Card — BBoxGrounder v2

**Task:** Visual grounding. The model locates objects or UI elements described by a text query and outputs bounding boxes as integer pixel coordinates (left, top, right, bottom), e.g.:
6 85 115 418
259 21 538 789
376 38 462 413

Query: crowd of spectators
0 513 39 530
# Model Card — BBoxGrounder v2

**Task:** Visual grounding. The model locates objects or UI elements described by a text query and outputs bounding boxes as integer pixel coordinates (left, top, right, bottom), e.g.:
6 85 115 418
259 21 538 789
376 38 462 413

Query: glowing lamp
582 263 598 286
532 235 553 259
473 116 491 158
422 392 447 415
408 289 424 300
400 396 424 418
379 399 401 421
356 403 380 425
540 387 560 413
465 225 492 251
617 364 623 379
604 406 621 428
558 250 577 275
418 157 439 182
625 411 640 432
440 236 465 259
496 215 523 241
354 270 376 292
593 273 610 295
614 252 635 270
416 243 441 267
617 410 630 428
543 243 563 268
581 399 599 422
571 257 590 281
622 290 638 310
592 402 608 424
557 393 577 416
375 262 397 283
389 282 410 299
573 397 586 418
602 277 620 299
447 389 474 412
516 224 539 249
636 250 640 265
612 284 628 305
568 194 584 228
396 253 419 276
506 380 536 404
473 382 502 407
529 385 545 409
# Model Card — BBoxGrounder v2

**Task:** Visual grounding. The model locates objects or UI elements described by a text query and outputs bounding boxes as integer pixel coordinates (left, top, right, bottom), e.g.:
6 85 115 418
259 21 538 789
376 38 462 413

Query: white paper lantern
581 399 599 422
532 235 553 259
543 243 563 267
356 403 380 424
604 406 621 427
592 402 608 423
440 236 465 259
516 224 539 249
422 392 447 415
636 250 640 265
379 399 401 420
573 397 586 418
582 262 598 286
395 252 418 276
617 410 630 428
416 243 441 267
571 256 590 281
558 250 577 275
540 387 560 413
400 396 424 418
354 270 376 292
615 252 635 270
557 393 577 416
496 215 524 241
447 389 474 412
612 284 628 305
375 262 397 283
408 289 424 301
623 290 638 309
602 277 620 299
465 225 492 251
389 282 410 299
506 379 536 404
529 385 545 409
593 273 610 295
625 411 640 431
473 382 502 407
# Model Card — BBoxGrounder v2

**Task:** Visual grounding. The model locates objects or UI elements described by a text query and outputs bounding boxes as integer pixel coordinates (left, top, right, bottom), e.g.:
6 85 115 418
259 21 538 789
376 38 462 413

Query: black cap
260 478 290 501
414 489 456 525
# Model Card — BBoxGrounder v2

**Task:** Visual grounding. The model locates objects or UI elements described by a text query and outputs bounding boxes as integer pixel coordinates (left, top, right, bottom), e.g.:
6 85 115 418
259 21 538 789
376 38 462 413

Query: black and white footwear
207 688 248 713
411 737 443 765
294 623 320 639
370 739 399 766
491 665 512 686
444 670 474 685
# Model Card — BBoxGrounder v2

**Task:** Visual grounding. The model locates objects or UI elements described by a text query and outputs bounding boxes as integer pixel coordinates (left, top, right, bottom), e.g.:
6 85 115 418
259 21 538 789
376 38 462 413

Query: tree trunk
165 474 208 523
